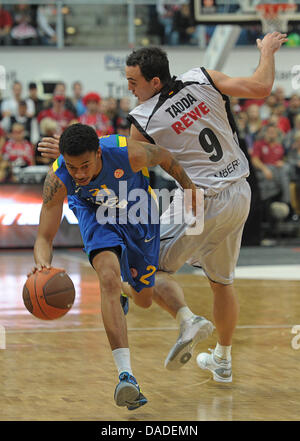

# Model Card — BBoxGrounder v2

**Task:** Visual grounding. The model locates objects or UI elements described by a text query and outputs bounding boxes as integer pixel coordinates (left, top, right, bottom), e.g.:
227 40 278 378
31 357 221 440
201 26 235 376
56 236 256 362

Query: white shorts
159 179 251 285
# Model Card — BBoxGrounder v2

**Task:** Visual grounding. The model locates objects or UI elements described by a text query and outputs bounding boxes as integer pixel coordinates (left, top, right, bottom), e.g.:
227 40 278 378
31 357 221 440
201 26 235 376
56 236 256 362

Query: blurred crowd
147 1 300 47
231 88 300 228
0 3 58 46
2 2 300 48
0 79 132 181
0 77 299 238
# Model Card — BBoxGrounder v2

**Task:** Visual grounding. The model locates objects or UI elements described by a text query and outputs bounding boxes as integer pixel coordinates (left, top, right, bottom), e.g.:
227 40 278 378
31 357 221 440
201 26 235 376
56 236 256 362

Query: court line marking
4 324 296 334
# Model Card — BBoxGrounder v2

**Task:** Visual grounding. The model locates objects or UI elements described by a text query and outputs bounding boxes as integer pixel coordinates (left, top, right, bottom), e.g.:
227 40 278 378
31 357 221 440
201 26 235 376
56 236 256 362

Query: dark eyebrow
65 160 90 167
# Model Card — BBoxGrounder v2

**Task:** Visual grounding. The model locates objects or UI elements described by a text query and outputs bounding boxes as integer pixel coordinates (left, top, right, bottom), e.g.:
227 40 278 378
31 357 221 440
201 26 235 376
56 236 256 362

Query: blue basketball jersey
52 134 160 292
53 134 158 225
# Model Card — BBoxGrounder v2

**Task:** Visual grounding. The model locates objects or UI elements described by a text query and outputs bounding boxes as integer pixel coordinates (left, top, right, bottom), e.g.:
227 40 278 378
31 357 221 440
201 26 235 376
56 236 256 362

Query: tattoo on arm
142 142 192 188
43 172 63 204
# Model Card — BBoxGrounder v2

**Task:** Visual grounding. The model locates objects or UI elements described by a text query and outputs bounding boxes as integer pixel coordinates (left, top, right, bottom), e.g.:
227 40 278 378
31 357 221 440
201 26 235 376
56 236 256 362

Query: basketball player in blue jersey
31 122 200 410
38 32 287 384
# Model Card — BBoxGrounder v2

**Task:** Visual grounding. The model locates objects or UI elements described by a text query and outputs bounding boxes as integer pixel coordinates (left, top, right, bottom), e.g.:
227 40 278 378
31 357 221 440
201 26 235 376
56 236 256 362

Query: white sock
176 306 194 325
214 342 232 361
112 348 133 375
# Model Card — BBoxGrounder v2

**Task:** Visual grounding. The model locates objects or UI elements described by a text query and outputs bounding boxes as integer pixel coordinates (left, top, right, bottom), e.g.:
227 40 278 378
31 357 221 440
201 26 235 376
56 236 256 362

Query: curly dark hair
126 47 171 85
59 123 99 156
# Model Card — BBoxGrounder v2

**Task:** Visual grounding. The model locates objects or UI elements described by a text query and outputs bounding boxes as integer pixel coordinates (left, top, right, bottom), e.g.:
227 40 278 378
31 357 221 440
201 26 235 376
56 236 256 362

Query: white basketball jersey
128 67 249 195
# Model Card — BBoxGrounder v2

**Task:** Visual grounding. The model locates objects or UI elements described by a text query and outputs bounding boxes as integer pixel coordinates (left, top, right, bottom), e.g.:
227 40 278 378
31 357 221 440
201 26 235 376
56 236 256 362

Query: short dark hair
59 123 99 156
126 47 171 85
29 82 37 90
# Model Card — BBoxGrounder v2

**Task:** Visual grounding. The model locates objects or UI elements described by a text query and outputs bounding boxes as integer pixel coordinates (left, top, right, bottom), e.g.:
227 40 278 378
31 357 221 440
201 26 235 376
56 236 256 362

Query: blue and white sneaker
114 372 147 410
120 294 129 315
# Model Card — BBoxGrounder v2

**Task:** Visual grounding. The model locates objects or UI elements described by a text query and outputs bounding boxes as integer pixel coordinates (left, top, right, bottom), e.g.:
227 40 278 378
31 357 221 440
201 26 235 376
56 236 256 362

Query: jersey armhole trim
200 67 225 98
128 114 156 145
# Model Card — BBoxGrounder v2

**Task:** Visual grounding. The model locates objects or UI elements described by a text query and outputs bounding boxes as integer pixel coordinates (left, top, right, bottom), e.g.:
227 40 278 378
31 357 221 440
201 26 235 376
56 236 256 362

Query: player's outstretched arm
37 134 60 159
208 32 288 99
31 170 67 275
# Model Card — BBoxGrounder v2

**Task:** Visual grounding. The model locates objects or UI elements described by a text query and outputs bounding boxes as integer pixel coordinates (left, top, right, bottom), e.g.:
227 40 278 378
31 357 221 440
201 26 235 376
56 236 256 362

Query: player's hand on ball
27 263 52 277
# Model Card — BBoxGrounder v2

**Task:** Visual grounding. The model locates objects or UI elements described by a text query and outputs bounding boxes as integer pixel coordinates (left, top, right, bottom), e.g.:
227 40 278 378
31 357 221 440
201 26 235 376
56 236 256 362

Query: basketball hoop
256 3 297 33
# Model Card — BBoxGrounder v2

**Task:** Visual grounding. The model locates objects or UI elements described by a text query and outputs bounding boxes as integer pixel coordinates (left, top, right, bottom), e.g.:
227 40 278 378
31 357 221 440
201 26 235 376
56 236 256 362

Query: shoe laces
119 371 138 387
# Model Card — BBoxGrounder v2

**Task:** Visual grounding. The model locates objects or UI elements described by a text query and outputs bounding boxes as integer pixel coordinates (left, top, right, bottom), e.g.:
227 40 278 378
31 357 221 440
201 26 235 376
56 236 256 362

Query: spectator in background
79 92 114 137
71 81 86 117
284 113 300 152
35 117 57 165
273 86 288 108
230 96 242 116
27 82 45 117
1 122 34 167
52 81 77 116
259 92 278 120
37 94 76 134
235 110 248 141
11 4 38 46
117 117 130 137
268 104 291 134
118 96 132 119
36 4 56 46
286 93 300 128
0 126 11 182
287 130 300 185
251 123 292 213
103 97 119 132
1 100 32 141
156 1 178 45
171 4 200 46
0 2 13 45
114 96 132 134
0 81 35 119
0 125 5 150
244 104 263 153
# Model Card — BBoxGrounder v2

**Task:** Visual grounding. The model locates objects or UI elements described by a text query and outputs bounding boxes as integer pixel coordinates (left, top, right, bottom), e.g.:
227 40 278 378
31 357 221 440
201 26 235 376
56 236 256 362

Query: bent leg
152 271 187 319
122 282 154 309
92 250 127 350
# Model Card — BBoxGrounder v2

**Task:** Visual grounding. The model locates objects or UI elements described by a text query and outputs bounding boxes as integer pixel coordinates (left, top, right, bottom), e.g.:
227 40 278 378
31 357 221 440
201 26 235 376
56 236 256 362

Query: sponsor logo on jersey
215 159 241 178
114 168 125 179
171 101 211 135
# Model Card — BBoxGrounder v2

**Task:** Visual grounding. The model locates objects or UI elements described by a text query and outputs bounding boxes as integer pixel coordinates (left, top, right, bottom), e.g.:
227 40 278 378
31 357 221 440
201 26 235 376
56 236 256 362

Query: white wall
0 47 299 99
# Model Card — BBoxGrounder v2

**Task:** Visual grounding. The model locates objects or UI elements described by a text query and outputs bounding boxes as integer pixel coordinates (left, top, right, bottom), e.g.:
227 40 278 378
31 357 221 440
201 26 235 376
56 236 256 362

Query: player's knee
135 296 152 309
98 268 121 295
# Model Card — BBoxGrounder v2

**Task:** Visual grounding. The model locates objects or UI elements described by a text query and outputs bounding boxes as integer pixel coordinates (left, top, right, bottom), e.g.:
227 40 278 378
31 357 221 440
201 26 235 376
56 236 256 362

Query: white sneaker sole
165 319 214 371
114 383 140 407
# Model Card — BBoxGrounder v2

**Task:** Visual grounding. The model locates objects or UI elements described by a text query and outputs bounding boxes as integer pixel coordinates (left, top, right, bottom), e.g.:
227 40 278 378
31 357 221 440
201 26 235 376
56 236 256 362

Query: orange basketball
23 267 75 320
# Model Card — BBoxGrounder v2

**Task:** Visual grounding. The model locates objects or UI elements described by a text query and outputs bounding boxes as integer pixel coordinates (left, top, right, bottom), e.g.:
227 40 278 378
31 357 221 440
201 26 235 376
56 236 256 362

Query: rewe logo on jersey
171 101 211 135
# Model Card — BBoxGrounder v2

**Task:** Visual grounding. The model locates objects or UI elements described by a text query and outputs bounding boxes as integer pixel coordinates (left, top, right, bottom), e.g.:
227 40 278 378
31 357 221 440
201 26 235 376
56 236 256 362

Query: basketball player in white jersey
38 32 287 383
124 32 287 382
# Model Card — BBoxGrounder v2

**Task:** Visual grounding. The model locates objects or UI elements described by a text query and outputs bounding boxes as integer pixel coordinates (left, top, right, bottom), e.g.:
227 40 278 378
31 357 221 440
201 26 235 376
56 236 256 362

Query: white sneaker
164 316 214 370
196 349 232 383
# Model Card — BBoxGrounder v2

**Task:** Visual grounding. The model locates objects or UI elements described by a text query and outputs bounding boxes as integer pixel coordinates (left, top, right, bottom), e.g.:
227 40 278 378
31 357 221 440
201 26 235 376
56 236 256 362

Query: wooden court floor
0 249 300 421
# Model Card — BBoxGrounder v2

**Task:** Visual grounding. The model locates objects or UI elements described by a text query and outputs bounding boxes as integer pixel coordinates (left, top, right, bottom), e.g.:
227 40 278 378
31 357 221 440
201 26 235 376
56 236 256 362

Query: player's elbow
254 83 272 98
